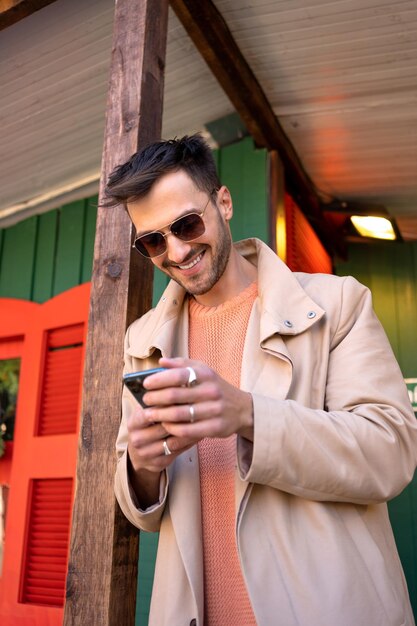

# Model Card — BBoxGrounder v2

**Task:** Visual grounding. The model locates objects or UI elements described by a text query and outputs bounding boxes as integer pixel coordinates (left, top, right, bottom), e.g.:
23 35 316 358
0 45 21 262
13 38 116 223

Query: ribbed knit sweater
188 282 258 625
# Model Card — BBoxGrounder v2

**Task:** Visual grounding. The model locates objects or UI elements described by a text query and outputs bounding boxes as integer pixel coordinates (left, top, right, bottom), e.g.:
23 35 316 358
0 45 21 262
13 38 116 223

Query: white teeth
178 253 203 270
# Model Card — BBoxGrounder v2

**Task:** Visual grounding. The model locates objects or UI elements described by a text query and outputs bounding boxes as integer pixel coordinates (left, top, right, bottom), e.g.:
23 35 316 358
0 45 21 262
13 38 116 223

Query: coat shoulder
125 306 156 339
292 272 376 347
294 272 370 310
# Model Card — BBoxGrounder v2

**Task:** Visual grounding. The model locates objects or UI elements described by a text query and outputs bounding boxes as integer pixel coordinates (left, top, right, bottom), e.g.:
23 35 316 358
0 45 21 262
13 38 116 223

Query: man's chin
170 274 211 296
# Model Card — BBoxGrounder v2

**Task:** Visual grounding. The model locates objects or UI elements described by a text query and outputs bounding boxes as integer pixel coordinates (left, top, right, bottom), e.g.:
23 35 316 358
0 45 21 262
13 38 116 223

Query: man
105 135 417 626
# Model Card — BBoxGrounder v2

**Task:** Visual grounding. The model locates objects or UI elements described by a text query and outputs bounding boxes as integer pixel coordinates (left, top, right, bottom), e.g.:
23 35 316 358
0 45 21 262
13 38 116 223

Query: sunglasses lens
172 213 205 241
135 232 166 258
133 211 206 258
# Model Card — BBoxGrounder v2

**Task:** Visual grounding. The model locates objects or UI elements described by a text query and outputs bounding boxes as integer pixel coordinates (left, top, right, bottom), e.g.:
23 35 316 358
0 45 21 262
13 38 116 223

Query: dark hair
103 134 221 209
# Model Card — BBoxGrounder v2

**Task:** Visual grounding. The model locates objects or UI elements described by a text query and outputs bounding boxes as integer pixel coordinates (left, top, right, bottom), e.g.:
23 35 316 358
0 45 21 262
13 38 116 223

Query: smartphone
122 367 166 407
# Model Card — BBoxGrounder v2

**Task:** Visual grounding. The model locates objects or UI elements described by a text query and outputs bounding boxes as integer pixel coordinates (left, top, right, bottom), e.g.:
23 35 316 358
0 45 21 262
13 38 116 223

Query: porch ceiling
0 0 416 239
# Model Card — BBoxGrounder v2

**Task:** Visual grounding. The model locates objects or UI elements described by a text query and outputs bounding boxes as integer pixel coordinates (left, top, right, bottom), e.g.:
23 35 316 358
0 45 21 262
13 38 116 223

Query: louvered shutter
37 325 84 436
285 194 333 274
21 478 73 607
0 284 90 626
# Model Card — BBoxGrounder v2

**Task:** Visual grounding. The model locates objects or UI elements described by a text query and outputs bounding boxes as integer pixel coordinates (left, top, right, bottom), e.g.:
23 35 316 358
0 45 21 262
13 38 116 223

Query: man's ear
217 186 233 221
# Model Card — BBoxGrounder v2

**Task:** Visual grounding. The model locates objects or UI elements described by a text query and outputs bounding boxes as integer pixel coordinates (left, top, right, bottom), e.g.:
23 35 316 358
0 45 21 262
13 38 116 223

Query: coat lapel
235 239 325 515
236 299 295 515
168 446 204 613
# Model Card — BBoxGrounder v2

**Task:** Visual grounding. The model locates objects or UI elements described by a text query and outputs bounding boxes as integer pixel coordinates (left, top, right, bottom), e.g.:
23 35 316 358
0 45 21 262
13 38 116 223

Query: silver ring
186 366 198 387
189 404 195 423
163 440 172 456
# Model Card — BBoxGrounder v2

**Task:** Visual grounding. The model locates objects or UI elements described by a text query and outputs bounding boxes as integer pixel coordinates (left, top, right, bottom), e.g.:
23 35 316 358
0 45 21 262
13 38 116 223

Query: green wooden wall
0 197 98 302
336 241 417 617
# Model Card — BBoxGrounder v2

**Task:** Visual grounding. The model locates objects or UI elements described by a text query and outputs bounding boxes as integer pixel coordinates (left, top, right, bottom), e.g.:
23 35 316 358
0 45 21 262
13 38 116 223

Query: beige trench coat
115 238 417 626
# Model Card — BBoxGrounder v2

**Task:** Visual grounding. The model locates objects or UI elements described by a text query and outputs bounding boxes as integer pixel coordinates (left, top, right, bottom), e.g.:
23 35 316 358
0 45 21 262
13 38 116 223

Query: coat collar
236 238 325 340
126 238 325 359
125 279 188 359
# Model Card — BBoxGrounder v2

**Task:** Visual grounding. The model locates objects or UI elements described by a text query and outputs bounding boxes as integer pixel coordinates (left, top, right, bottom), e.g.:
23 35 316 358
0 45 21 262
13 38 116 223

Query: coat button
284 320 293 328
307 311 316 319
190 620 197 626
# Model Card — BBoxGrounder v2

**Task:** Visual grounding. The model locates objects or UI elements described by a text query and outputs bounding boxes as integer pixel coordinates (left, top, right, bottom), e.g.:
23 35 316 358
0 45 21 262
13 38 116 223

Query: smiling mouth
177 252 204 270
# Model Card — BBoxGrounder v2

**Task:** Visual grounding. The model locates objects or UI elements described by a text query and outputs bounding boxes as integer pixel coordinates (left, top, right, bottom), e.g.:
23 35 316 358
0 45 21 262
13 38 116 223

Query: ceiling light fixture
350 215 397 240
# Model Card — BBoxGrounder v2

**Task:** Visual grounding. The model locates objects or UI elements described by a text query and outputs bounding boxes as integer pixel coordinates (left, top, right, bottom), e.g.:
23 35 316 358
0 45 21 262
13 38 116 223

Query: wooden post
63 1 169 625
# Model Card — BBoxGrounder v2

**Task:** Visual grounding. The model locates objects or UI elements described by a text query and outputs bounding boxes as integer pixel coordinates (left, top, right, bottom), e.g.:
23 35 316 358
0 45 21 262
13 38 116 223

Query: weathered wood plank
170 0 346 258
0 0 57 30
63 2 169 625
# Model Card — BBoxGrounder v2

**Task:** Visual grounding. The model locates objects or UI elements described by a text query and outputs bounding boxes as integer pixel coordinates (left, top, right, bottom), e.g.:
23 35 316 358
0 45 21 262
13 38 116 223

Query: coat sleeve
238 276 417 504
114 325 168 532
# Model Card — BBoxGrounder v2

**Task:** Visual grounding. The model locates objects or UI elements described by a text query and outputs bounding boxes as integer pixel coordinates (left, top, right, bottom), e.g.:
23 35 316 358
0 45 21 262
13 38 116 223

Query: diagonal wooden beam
170 0 346 258
63 1 169 625
0 0 57 30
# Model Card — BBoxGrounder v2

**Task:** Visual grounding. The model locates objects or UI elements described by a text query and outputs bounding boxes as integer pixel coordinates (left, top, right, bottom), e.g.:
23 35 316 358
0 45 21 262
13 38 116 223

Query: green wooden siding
0 196 98 302
136 533 159 625
53 200 87 296
336 241 417 617
218 136 269 244
32 211 58 302
0 216 38 300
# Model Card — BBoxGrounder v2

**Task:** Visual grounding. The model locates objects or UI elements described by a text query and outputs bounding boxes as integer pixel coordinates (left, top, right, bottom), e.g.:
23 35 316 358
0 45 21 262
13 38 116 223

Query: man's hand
126 357 253 506
126 397 198 508
127 403 196 475
140 357 254 442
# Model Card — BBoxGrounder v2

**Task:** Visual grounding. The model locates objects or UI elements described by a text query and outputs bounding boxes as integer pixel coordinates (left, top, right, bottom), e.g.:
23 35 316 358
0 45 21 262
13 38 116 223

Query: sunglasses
132 196 212 258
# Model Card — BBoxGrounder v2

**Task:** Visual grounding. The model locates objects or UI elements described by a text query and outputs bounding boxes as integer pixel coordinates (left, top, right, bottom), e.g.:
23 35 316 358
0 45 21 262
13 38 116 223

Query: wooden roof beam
0 0 57 30
170 0 346 258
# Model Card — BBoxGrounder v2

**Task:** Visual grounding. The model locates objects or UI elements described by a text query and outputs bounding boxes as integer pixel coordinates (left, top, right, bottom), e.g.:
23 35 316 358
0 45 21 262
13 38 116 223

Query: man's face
127 170 233 297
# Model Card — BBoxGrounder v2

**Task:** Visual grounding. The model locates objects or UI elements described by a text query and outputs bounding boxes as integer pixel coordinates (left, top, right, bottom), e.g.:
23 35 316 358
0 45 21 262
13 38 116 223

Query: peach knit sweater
188 282 257 626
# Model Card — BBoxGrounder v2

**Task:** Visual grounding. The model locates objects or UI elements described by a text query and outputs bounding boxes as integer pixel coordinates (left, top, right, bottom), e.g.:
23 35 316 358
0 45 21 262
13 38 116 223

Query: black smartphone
122 367 166 407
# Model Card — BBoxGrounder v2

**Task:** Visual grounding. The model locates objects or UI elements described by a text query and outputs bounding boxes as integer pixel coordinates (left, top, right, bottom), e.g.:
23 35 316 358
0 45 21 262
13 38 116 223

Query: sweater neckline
188 281 257 318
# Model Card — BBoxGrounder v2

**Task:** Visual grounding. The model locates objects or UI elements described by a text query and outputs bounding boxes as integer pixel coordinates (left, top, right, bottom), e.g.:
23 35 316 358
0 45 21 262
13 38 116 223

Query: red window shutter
20 478 73 607
285 193 333 274
37 324 84 436
0 283 90 626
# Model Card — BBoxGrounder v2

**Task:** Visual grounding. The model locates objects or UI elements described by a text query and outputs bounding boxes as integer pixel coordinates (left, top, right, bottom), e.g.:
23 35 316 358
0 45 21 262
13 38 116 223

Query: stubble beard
164 220 232 296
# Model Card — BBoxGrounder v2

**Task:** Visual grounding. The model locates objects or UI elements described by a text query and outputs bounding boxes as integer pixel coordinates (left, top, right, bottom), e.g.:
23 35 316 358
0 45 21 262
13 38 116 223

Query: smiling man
105 135 417 626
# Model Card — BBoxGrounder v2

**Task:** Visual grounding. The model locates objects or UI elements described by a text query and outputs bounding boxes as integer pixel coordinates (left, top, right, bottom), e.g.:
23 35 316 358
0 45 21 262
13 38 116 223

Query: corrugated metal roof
0 0 416 238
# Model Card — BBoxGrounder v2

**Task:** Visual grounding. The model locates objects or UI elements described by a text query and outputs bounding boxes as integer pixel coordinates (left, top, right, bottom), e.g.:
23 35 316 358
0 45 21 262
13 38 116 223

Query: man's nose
164 233 192 264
